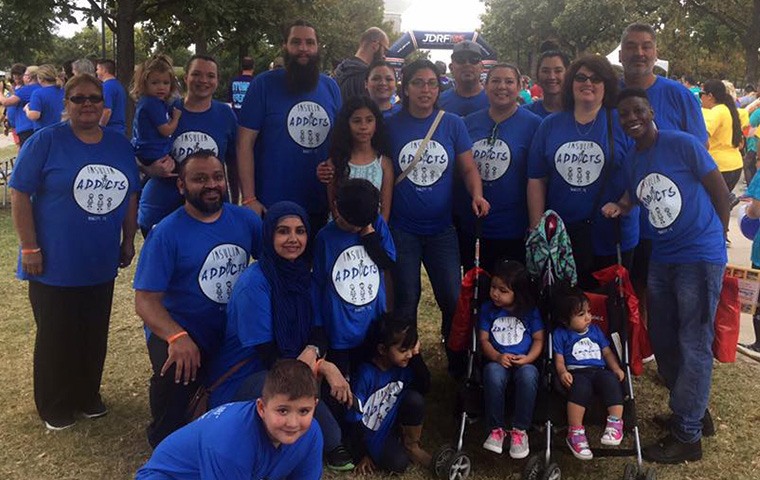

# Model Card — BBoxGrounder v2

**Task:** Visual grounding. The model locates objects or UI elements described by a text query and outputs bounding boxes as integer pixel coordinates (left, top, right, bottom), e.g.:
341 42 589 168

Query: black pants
146 333 206 448
29 280 114 424
458 233 526 273
722 168 742 193
567 368 623 408
566 222 634 290
744 150 757 187
18 129 33 148
373 390 426 474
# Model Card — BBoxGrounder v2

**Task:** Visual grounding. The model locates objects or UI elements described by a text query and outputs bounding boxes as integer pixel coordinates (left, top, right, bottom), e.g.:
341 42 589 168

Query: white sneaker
483 427 506 454
509 429 530 459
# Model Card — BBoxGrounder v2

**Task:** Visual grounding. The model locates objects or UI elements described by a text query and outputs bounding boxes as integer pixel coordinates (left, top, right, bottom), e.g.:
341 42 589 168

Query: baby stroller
523 211 656 480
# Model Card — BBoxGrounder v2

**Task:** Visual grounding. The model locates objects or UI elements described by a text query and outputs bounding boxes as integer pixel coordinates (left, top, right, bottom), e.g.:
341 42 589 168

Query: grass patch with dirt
0 206 757 480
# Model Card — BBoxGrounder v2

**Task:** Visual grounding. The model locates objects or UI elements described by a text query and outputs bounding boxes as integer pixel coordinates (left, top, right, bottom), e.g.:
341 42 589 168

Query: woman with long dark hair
701 79 744 196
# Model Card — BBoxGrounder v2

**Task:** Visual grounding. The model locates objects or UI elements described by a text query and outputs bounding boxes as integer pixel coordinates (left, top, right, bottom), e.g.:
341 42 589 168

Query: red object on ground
714 275 740 363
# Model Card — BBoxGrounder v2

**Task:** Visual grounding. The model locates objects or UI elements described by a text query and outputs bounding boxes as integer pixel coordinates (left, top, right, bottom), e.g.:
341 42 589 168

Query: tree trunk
194 29 208 55
745 0 760 84
116 0 137 135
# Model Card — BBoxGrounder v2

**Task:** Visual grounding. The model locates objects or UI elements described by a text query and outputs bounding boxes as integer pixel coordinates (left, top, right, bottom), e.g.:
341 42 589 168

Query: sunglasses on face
453 56 481 65
67 95 104 104
573 73 603 84
409 79 440 89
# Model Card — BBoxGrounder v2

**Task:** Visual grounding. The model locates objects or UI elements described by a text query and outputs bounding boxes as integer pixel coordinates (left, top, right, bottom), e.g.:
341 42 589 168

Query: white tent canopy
606 45 669 74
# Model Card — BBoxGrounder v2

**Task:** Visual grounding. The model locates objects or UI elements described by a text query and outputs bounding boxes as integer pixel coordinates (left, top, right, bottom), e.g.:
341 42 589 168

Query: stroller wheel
432 445 456 478
444 451 472 480
540 462 561 480
642 468 657 480
522 454 544 480
622 463 638 480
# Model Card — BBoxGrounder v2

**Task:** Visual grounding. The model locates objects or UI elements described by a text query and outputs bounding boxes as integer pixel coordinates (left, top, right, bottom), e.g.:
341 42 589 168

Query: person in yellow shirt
701 79 744 199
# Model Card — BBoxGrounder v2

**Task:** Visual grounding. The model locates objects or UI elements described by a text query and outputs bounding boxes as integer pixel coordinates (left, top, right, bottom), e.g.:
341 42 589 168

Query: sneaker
326 445 355 471
81 399 108 419
44 417 76 431
566 427 593 460
601 416 624 446
483 427 506 454
509 429 530 459
642 434 702 464
642 354 656 364
729 192 740 210
740 342 760 353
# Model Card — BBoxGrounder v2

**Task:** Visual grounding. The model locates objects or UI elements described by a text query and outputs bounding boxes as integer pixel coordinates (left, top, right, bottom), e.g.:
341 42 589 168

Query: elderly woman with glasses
527 55 638 289
9 74 139 431
386 59 489 376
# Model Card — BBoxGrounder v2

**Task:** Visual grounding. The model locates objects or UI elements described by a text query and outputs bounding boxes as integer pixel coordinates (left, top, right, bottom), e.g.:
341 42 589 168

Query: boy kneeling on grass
136 359 323 480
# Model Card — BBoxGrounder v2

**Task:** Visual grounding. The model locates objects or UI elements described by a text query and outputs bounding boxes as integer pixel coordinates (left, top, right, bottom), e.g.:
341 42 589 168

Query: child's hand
171 107 182 119
614 368 625 382
497 353 512 368
316 160 335 184
359 223 375 236
356 455 376 475
560 371 573 389
510 354 528 366
601 202 623 218
412 340 421 356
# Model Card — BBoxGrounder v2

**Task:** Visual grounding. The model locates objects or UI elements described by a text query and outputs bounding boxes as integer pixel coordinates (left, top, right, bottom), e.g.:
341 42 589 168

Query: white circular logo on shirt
361 380 404 431
171 131 219 163
472 138 511 182
287 101 331 148
636 173 682 229
491 316 526 347
72 164 129 215
398 139 448 187
554 141 605 187
571 337 602 361
331 246 380 306
198 244 249 304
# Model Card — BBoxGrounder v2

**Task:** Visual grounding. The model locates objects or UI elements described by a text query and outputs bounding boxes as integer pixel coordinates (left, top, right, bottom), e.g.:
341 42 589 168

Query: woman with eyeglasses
366 60 402 118
9 74 139 431
386 59 489 376
460 63 542 272
527 55 637 289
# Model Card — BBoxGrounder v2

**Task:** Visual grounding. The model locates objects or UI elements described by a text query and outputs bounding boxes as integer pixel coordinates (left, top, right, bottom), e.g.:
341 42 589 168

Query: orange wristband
167 331 188 344
21 248 41 254
241 197 257 206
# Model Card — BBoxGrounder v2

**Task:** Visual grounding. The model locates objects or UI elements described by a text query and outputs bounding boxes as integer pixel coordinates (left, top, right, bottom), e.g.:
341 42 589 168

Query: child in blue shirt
347 315 431 474
479 260 544 459
130 55 182 167
136 359 323 480
552 285 625 460
313 178 396 376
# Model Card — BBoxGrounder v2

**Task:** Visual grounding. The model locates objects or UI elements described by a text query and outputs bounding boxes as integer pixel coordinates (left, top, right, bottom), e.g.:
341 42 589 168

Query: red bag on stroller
713 274 740 363
448 267 490 352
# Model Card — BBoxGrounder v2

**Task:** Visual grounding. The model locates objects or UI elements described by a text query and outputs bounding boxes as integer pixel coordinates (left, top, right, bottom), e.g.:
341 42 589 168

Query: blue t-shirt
623 130 727 265
6 95 17 128
478 302 544 355
132 95 173 163
138 100 238 230
229 74 253 115
552 324 609 369
13 84 40 133
388 109 473 235
313 215 396 350
382 103 402 120
747 109 760 153
462 107 541 239
9 123 139 287
527 109 639 255
238 69 341 214
524 100 552 119
136 401 323 480
747 173 760 265
439 89 489 117
348 362 414 461
101 78 127 134
133 205 263 356
28 85 64 131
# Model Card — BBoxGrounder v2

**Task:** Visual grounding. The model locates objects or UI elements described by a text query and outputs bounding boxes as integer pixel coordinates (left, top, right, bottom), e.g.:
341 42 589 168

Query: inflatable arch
385 31 499 72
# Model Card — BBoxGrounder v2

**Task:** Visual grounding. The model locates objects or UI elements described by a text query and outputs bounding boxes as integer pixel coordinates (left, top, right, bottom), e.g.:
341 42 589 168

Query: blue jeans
391 225 461 338
647 261 724 443
483 362 539 431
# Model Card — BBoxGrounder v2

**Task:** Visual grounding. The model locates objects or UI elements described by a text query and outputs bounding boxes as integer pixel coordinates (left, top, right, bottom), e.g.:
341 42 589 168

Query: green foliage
0 0 73 64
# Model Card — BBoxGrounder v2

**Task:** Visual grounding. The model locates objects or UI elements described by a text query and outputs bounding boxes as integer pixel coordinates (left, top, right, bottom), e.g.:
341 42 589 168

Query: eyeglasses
453 56 482 65
67 95 104 104
699 91 709 97
573 73 603 84
409 79 440 89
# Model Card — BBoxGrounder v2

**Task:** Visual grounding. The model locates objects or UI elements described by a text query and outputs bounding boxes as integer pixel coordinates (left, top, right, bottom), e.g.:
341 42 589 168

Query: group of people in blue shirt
7 17 730 479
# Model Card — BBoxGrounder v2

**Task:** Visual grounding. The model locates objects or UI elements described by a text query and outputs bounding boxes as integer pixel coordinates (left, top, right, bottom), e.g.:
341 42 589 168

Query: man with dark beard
134 150 263 447
237 19 341 232
333 26 390 102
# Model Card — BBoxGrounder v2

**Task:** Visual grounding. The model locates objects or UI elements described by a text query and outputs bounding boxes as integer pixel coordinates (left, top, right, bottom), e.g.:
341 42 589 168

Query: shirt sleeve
231 269 274 347
592 325 610 350
146 98 171 128
246 210 263 259
683 134 719 179
451 113 473 155
102 82 114 110
27 89 42 112
199 448 250 480
527 308 545 334
133 227 176 292
8 128 53 193
679 90 709 143
376 216 397 261
552 328 566 356
238 74 266 131
478 303 492 333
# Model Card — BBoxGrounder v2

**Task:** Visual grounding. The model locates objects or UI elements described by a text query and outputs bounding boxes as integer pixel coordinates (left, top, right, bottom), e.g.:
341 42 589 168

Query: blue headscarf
260 201 313 358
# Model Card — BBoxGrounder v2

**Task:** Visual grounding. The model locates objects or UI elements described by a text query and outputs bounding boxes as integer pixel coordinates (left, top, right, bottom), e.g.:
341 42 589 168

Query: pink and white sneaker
566 426 593 460
483 427 506 454
509 429 530 459
601 416 624 446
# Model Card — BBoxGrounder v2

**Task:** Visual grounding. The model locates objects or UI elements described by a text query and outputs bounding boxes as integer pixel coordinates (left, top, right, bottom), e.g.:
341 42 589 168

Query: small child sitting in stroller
479 260 545 459
552 285 625 460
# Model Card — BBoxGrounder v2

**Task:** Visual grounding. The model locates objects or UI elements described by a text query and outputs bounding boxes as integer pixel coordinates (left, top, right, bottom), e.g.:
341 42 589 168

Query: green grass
0 206 758 479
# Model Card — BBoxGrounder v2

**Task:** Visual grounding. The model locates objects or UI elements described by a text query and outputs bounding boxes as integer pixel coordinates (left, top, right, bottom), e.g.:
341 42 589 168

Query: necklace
574 113 598 137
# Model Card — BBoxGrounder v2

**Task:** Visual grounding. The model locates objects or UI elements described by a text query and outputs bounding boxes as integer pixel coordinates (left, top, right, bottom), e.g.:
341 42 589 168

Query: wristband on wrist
21 247 41 254
167 331 188 344
241 196 257 206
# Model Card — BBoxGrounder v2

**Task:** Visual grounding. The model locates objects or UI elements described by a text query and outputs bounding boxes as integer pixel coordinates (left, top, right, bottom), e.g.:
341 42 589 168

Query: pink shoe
566 426 593 460
483 428 506 454
601 416 624 446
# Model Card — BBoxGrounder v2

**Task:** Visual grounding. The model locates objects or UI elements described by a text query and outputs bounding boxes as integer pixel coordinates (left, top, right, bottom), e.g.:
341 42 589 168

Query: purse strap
395 110 446 185
588 108 615 221
207 357 251 393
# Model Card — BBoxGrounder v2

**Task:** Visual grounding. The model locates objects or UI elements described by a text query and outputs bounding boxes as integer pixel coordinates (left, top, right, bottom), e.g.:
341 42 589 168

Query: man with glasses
333 27 390 103
440 40 488 117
